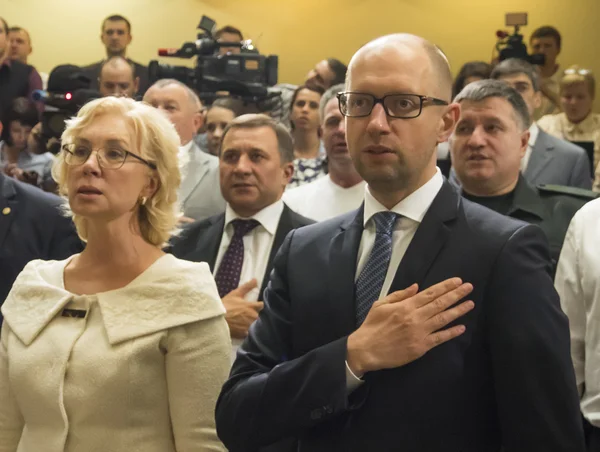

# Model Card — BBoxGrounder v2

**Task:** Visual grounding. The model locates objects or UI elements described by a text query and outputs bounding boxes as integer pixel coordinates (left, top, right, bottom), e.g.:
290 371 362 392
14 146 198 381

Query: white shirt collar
363 168 444 226
178 140 194 155
529 122 540 147
224 199 284 236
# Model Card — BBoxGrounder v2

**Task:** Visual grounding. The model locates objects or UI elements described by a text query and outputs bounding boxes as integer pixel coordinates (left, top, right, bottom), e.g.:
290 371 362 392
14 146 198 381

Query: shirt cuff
345 360 365 394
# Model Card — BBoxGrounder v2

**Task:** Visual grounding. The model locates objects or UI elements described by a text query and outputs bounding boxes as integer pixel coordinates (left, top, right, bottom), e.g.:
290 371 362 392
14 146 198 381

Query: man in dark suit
83 15 149 96
0 171 82 321
449 79 598 273
171 114 313 343
215 34 586 452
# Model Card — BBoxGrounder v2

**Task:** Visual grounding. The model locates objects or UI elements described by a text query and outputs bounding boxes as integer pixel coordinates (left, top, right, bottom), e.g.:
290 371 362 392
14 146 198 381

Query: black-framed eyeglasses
62 144 157 170
337 92 449 119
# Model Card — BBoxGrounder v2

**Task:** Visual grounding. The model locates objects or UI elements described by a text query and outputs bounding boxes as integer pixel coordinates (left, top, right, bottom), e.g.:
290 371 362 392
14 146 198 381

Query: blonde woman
537 66 600 191
0 97 231 452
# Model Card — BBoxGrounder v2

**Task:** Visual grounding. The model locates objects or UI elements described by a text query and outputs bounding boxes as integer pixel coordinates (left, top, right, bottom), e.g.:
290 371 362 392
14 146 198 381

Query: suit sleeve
486 224 586 452
167 316 231 452
593 161 600 192
216 231 352 452
554 213 586 397
0 325 24 452
570 151 593 189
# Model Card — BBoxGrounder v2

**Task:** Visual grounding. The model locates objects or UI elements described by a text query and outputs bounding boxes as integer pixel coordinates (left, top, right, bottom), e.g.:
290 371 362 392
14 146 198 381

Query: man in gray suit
144 79 225 221
491 59 591 189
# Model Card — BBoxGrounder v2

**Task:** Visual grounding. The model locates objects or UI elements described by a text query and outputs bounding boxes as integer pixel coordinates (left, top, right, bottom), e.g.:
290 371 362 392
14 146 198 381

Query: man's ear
133 77 140 95
438 103 461 144
282 162 294 185
519 128 530 158
193 111 204 132
0 121 3 137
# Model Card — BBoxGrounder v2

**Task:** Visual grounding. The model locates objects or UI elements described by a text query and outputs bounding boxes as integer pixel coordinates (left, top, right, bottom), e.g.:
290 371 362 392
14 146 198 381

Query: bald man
215 34 585 452
144 79 225 221
98 56 138 98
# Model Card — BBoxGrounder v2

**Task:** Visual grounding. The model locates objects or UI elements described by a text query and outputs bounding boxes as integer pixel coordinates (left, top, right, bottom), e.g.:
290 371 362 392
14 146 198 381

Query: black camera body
498 30 545 66
148 16 279 105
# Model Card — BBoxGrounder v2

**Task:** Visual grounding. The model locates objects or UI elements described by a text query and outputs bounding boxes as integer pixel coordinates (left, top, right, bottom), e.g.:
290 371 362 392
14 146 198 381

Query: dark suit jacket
0 174 82 320
83 59 150 96
215 181 585 452
525 129 592 189
170 203 314 297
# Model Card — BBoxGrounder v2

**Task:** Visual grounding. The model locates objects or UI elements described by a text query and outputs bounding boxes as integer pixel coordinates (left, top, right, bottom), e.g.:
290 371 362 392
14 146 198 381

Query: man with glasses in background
215 33 584 452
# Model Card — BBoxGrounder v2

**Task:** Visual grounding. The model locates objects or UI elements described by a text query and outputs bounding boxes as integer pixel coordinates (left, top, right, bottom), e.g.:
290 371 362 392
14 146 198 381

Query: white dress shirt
177 139 194 181
215 200 284 352
282 175 366 221
346 169 444 389
521 123 540 172
554 198 600 428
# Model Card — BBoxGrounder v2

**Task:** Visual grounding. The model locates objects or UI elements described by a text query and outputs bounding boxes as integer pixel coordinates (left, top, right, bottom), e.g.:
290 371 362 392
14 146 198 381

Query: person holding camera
0 96 231 451
530 26 563 120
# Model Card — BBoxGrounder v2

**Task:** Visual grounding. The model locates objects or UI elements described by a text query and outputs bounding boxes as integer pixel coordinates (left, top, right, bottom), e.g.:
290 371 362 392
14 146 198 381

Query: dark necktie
215 219 261 298
355 211 399 325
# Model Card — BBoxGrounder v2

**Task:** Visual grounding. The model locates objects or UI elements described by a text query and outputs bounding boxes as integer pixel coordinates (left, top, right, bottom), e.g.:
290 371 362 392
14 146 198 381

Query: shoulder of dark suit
536 184 600 202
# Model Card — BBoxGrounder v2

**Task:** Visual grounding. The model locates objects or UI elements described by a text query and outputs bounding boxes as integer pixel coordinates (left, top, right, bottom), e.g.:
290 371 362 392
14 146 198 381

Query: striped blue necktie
355 211 399 325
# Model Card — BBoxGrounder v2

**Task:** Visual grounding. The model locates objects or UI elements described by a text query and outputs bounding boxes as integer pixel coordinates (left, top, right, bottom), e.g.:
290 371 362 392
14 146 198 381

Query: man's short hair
102 14 132 33
220 114 294 164
491 58 540 92
0 17 9 34
99 56 136 79
146 79 202 111
1 97 39 144
326 59 348 86
208 97 242 117
530 26 562 50
215 26 244 41
319 83 345 123
452 61 493 98
8 26 30 41
453 79 531 130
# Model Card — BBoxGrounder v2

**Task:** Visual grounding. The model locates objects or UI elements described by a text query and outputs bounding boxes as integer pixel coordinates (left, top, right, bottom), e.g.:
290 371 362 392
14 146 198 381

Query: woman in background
0 97 231 452
0 97 54 189
288 84 326 188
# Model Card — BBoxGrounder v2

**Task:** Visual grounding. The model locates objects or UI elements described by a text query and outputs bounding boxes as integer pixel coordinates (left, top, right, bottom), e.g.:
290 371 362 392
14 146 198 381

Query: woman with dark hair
452 61 493 98
288 85 326 188
0 97 53 188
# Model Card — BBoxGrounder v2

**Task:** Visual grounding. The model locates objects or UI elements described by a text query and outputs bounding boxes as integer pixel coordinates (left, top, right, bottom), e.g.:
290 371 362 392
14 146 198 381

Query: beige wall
2 0 598 109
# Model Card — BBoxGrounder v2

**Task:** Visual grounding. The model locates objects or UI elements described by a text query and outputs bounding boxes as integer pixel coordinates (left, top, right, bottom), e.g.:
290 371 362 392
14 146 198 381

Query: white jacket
0 254 231 452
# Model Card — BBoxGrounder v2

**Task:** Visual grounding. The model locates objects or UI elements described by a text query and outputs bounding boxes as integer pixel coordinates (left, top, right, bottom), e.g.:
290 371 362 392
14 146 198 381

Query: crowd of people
1 11 600 452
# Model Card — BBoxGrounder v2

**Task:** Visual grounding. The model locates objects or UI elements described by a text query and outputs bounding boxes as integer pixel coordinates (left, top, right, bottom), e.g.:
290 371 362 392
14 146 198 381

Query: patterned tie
355 211 399 325
215 219 261 298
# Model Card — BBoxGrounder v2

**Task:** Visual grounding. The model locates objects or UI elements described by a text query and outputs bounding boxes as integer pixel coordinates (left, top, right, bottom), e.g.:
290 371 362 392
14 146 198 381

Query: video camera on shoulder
34 65 101 153
496 13 545 65
148 16 279 107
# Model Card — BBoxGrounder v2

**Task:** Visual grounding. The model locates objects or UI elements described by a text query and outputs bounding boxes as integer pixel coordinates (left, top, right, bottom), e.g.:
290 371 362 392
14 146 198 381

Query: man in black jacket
0 171 82 322
449 79 598 273
215 34 585 452
171 114 313 344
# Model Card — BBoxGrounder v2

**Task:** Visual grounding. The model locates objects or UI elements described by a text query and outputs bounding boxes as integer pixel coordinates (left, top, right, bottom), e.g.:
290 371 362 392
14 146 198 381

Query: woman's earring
140 196 148 206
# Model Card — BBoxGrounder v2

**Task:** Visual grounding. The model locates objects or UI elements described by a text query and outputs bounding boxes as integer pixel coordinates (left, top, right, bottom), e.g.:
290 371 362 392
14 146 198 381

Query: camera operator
530 26 563 119
98 56 139 98
215 25 244 56
83 15 149 95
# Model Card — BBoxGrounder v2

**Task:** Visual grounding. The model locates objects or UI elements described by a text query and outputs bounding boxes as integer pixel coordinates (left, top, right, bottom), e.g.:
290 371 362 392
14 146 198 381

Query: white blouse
0 254 231 452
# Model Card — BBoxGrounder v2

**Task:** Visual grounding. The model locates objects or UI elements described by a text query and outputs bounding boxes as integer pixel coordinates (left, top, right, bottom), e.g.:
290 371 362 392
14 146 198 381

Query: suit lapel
0 177 17 251
180 145 211 203
259 205 296 296
524 130 554 182
184 214 225 271
327 206 365 338
388 182 458 293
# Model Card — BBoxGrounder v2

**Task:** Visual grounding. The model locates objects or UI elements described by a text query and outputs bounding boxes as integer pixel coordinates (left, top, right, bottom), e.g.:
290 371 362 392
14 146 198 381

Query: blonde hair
560 65 595 98
52 96 182 247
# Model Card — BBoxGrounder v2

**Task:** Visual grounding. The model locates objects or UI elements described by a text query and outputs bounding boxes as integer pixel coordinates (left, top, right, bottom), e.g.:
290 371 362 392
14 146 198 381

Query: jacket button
310 408 323 420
